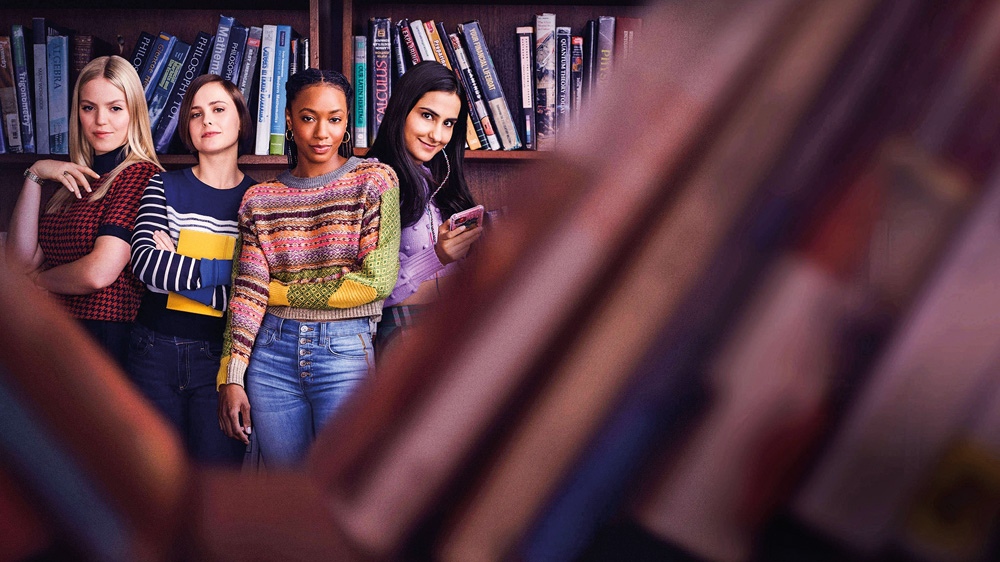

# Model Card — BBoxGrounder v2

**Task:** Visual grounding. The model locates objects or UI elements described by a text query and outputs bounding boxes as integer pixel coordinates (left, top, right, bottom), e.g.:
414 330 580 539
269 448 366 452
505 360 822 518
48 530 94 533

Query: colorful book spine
439 26 485 151
571 36 584 126
534 13 556 150
140 33 176 102
391 22 407 79
46 35 69 155
459 20 521 150
129 31 155 78
596 16 615 93
556 27 571 139
353 35 368 150
583 20 596 104
369 18 391 143
147 40 190 132
450 33 499 150
516 26 535 151
254 25 276 155
0 36 23 153
32 18 50 154
409 20 435 62
268 25 292 155
153 32 211 153
222 22 248 84
398 19 421 66
11 25 34 153
237 27 262 107
424 21 450 68
207 15 235 77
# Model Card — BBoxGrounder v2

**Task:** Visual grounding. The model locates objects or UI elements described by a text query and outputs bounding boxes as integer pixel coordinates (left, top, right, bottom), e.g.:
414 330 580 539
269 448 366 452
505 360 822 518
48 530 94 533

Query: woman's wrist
23 167 44 186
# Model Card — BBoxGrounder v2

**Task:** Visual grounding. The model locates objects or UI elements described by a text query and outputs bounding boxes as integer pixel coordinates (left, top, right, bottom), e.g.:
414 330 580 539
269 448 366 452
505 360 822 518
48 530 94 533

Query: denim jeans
126 323 246 466
246 313 376 468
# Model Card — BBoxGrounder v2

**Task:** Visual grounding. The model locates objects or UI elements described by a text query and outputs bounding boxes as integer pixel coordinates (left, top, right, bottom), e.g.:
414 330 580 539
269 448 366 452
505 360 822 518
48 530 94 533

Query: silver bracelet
23 168 43 185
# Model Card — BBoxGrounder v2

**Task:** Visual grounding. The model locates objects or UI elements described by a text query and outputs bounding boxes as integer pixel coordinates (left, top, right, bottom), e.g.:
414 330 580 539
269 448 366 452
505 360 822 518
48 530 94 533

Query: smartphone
448 205 485 231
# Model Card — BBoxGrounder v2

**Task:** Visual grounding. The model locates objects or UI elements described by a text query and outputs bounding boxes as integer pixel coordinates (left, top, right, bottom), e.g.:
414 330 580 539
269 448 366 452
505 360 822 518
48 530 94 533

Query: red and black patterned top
38 161 160 321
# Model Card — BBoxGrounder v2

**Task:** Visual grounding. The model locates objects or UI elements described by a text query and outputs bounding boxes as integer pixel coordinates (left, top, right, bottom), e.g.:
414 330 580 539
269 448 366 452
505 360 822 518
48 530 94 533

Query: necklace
425 152 451 244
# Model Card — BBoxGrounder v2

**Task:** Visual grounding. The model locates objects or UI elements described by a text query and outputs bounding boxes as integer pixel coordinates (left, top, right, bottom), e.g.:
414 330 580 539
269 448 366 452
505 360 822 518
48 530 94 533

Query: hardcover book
11 25 34 153
207 15 235 77
391 22 407 79
140 33 177 102
268 25 292 155
254 25 276 155
153 31 212 153
614 17 643 64
236 27 262 109
32 18 52 154
147 40 190 132
458 20 520 150
582 20 597 105
46 34 69 155
129 31 156 78
353 35 368 149
424 21 450 68
440 27 486 151
571 37 584 126
534 13 556 150
165 230 236 318
222 22 248 84
556 27 571 139
409 20 435 62
369 18 391 143
516 26 535 150
595 16 616 93
0 36 23 153
398 19 422 66
449 33 497 149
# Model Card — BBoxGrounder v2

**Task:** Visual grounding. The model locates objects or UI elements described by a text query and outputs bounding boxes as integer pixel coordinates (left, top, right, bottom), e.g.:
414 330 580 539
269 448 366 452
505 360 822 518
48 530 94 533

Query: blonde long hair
46 55 162 214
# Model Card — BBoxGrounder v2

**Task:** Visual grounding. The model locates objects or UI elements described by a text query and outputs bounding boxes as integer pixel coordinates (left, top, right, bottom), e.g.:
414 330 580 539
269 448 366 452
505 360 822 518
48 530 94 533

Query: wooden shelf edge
351 148 547 162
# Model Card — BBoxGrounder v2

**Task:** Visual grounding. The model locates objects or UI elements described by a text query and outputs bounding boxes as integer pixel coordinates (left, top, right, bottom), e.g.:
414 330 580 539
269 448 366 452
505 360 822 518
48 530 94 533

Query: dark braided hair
284 68 355 169
367 61 475 227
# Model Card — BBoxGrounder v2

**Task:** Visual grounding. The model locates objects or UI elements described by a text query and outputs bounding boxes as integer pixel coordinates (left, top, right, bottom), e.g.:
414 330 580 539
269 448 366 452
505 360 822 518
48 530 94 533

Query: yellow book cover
165 229 237 317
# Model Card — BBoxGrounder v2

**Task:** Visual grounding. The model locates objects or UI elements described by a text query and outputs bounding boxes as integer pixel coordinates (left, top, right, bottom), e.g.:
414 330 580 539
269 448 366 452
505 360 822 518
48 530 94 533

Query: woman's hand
435 222 484 265
152 230 176 252
218 383 252 444
30 160 101 200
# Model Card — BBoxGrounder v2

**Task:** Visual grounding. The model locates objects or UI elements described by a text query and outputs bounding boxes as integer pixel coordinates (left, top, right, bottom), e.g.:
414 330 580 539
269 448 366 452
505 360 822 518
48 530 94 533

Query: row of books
351 15 641 153
0 15 309 157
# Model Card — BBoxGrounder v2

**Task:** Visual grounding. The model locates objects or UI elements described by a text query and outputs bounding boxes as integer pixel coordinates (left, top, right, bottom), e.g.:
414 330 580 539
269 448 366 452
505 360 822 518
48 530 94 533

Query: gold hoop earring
342 130 352 144
285 129 293 141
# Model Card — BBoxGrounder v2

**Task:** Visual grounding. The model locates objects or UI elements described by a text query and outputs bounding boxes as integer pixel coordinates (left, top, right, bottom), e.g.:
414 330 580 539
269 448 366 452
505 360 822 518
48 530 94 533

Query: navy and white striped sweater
130 168 255 340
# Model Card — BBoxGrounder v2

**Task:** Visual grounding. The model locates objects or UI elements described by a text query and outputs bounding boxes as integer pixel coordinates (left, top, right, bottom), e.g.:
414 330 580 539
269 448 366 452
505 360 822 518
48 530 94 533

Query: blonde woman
7 55 162 367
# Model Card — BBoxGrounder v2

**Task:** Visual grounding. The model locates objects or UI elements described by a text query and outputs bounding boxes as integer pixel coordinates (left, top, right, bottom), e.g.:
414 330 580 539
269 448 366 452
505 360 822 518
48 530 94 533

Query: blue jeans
246 313 376 468
126 323 246 466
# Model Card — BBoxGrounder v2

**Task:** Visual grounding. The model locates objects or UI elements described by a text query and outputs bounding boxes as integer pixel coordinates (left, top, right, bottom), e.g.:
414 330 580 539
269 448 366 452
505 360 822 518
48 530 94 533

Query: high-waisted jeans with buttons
245 312 376 468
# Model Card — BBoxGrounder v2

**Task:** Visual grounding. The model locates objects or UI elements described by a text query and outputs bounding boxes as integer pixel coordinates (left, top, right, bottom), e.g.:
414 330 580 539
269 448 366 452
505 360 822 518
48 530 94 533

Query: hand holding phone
448 205 485 231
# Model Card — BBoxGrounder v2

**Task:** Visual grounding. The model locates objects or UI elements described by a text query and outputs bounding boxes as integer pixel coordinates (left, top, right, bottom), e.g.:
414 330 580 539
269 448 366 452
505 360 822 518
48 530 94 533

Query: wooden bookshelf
0 0 324 230
335 0 648 211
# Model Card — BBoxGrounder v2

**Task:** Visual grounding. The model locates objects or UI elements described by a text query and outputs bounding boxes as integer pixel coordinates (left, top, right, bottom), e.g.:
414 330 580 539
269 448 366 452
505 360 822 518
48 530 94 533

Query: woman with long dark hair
216 68 400 467
366 61 484 356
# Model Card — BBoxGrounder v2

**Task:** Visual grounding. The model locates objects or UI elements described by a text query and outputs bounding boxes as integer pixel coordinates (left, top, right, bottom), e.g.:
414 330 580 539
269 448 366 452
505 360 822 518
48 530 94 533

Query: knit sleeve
217 200 271 388
97 161 157 242
130 173 214 295
267 166 401 309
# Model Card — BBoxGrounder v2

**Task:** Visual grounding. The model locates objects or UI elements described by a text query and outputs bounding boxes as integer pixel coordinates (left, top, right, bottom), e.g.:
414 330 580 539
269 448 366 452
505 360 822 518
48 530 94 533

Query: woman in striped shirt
127 75 255 465
215 69 400 468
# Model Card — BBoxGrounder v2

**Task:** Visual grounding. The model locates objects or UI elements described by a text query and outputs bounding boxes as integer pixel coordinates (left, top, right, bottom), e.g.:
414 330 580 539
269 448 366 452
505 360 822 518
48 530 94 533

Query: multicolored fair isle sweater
218 157 400 387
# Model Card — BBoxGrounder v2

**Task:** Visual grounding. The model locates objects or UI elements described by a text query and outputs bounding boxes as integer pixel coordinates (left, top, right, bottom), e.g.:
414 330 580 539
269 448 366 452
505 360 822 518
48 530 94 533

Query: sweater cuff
217 356 249 389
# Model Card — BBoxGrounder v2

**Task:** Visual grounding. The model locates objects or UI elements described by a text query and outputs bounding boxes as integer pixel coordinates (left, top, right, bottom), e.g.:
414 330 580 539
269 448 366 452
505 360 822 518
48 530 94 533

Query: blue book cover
458 20 521 150
11 25 35 153
129 31 156 77
268 25 291 155
207 15 235 77
221 22 247 84
140 33 176 102
46 35 69 155
153 32 212 153
31 18 49 154
147 40 190 131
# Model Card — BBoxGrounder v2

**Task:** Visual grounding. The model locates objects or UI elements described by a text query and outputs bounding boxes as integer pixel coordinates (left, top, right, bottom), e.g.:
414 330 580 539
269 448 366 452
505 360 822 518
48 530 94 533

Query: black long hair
284 68 355 170
367 61 475 227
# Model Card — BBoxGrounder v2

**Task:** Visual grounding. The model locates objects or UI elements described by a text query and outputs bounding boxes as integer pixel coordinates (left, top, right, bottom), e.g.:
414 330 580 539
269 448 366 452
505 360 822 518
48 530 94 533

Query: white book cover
254 25 277 155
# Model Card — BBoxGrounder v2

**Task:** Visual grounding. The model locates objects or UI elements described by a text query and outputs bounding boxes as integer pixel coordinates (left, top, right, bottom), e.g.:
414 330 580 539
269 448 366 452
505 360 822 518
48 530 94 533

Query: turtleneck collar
92 145 127 176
